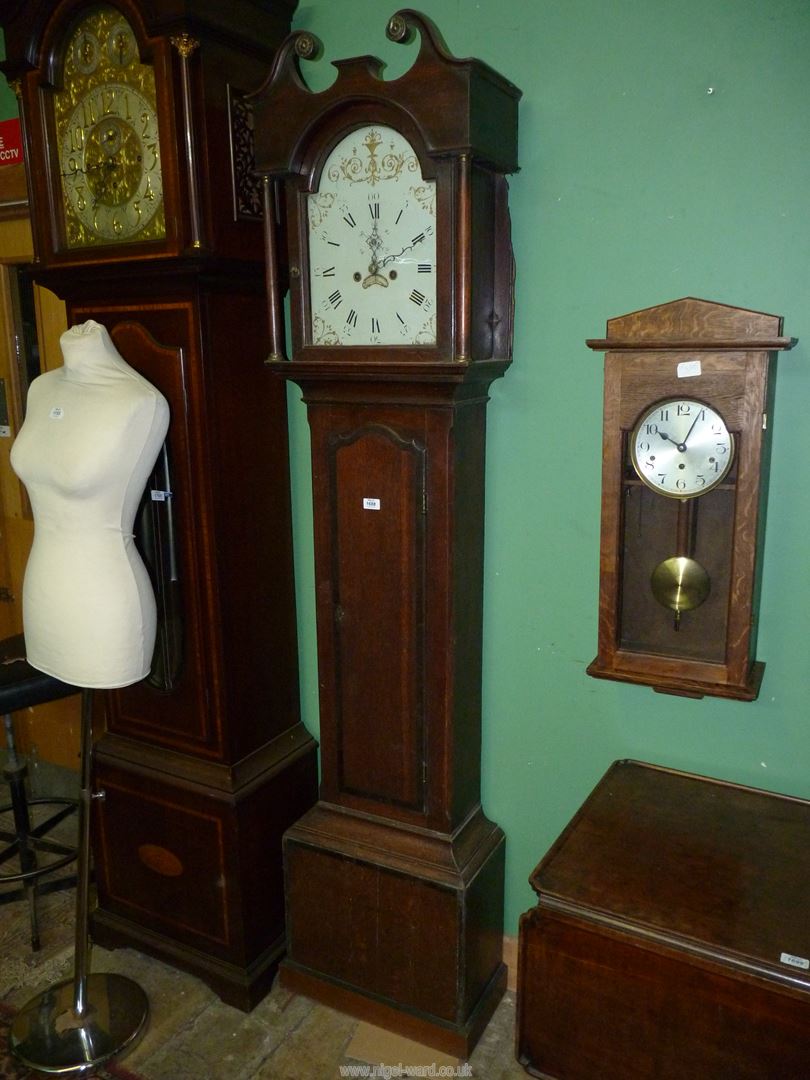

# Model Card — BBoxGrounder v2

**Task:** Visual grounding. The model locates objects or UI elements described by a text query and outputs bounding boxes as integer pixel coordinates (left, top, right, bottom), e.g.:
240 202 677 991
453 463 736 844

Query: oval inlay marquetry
138 843 184 877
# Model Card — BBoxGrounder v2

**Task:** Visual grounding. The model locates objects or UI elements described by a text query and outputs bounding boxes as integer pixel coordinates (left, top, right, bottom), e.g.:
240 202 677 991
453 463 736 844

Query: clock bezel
629 396 736 500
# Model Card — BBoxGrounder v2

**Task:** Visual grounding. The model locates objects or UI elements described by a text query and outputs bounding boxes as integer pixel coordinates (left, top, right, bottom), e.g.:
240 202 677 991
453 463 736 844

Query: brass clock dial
307 125 437 346
53 6 165 248
631 398 734 498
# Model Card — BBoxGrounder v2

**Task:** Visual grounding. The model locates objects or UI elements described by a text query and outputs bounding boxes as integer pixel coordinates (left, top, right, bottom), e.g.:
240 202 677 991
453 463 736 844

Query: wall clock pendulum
0 0 318 1008
252 9 521 1056
587 297 795 701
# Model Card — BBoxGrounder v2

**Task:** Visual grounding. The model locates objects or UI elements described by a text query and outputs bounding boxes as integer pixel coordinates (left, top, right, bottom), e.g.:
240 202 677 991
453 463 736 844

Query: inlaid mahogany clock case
253 11 521 1055
0 0 317 1008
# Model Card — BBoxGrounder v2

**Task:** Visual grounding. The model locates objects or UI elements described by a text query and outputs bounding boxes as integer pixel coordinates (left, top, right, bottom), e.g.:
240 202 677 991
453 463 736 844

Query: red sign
0 118 23 167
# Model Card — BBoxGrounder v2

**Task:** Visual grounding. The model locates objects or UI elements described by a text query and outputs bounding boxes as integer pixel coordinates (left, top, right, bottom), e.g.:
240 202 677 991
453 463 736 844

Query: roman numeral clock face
307 125 436 346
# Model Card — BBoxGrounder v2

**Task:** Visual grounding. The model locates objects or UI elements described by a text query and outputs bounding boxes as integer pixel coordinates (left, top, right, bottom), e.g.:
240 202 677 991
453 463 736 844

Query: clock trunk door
326 423 427 813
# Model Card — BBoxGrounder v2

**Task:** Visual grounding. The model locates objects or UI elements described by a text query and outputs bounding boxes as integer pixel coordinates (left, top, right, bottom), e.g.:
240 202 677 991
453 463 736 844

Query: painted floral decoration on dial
308 125 436 346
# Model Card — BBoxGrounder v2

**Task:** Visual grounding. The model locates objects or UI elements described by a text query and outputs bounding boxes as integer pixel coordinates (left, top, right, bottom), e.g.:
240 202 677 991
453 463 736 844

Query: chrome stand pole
72 689 93 1017
10 689 148 1075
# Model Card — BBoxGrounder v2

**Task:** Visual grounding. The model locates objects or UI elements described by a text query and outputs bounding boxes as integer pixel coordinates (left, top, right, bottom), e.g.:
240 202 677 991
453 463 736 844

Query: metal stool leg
10 689 148 1075
3 714 41 949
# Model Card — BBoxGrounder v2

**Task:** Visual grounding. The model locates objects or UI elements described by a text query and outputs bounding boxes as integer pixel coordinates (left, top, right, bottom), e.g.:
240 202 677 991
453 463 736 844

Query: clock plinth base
587 657 766 702
91 728 318 1011
280 957 507 1061
281 802 506 1057
91 913 285 1012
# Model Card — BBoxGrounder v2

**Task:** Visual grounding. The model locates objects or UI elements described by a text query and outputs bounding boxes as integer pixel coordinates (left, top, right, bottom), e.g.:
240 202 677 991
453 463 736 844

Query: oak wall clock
253 10 521 1056
587 297 795 701
0 0 317 1008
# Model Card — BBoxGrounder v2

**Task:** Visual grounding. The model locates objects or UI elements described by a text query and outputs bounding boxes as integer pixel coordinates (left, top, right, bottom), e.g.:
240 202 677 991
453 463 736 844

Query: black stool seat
0 633 80 950
0 634 78 712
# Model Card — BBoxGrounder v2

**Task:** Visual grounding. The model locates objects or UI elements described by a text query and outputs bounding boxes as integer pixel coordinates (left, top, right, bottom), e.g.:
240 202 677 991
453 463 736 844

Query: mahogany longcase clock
0 0 318 1008
587 298 795 701
253 11 521 1056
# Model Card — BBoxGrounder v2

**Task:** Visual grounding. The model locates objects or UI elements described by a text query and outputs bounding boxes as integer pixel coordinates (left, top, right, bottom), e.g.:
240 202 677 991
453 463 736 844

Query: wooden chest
517 760 810 1079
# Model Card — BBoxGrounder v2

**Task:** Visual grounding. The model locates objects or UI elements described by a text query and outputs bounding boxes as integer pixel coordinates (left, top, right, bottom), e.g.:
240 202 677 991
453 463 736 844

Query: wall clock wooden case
587 298 795 701
252 10 521 1056
0 0 317 1008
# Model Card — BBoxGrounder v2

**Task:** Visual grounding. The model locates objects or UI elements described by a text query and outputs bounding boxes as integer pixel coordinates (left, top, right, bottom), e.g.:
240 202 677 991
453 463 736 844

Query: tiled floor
0 769 526 1080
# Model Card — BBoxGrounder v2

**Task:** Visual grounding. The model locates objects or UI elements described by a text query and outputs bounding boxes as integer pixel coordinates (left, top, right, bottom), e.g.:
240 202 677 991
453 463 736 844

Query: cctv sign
0 119 22 167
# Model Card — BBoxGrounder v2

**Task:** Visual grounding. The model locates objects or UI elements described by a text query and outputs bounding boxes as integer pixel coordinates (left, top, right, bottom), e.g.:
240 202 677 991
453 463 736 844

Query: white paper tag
780 951 810 970
363 498 381 510
0 425 10 438
677 359 701 379
49 405 64 420
150 490 172 502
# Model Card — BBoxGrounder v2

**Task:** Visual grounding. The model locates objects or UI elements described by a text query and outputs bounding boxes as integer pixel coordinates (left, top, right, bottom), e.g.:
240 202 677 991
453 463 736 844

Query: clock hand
679 412 702 451
381 236 427 268
658 427 693 454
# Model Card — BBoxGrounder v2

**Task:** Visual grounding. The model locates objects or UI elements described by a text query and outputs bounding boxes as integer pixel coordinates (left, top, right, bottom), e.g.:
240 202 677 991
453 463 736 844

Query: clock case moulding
587 296 796 702
252 9 521 1057
0 0 318 1010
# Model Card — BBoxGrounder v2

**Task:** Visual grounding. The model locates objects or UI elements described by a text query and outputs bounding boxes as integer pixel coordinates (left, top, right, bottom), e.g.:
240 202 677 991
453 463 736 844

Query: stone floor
0 766 526 1080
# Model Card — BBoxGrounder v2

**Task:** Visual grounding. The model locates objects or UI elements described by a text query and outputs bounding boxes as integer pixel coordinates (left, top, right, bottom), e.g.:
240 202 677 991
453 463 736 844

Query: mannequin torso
10 321 169 688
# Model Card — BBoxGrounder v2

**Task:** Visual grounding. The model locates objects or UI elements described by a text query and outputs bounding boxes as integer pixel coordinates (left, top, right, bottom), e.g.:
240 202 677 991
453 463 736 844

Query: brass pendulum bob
651 555 710 629
650 497 711 630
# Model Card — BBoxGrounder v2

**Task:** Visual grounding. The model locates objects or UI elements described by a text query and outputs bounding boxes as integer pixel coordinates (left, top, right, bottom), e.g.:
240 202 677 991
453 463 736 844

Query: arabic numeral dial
630 398 735 498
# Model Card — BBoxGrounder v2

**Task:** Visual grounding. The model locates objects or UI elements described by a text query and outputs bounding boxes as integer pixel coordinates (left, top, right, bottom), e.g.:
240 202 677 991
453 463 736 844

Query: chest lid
532 759 810 992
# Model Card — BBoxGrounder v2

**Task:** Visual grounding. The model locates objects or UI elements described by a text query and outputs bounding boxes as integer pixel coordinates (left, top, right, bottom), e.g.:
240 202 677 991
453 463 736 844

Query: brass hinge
0 587 14 603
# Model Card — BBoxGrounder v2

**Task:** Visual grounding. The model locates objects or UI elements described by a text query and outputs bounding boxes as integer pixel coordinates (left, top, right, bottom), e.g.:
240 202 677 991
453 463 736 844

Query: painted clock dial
630 398 734 498
53 5 166 248
307 125 436 346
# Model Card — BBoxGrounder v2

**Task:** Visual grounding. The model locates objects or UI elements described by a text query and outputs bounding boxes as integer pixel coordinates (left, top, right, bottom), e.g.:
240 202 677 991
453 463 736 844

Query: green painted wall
2 1 809 934
287 0 810 932
0 35 17 120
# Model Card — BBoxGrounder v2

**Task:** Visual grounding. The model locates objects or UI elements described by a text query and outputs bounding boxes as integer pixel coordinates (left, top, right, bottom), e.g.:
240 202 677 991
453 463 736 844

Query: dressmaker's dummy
10 320 169 688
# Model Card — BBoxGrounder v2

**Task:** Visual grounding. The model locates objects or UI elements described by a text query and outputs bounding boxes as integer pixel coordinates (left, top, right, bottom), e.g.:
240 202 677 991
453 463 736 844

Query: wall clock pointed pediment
588 296 795 350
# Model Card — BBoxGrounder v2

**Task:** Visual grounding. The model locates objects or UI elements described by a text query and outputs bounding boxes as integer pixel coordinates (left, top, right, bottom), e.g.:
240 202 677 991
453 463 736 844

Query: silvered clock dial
631 398 735 498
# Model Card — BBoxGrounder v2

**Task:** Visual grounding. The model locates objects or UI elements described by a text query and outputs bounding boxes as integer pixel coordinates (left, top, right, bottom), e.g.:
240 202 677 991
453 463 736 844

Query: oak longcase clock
253 10 521 1056
587 298 795 701
0 0 317 1008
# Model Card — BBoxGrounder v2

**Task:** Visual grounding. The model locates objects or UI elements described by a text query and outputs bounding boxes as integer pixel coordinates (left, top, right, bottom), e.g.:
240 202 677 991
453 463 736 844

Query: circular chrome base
10 973 148 1076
